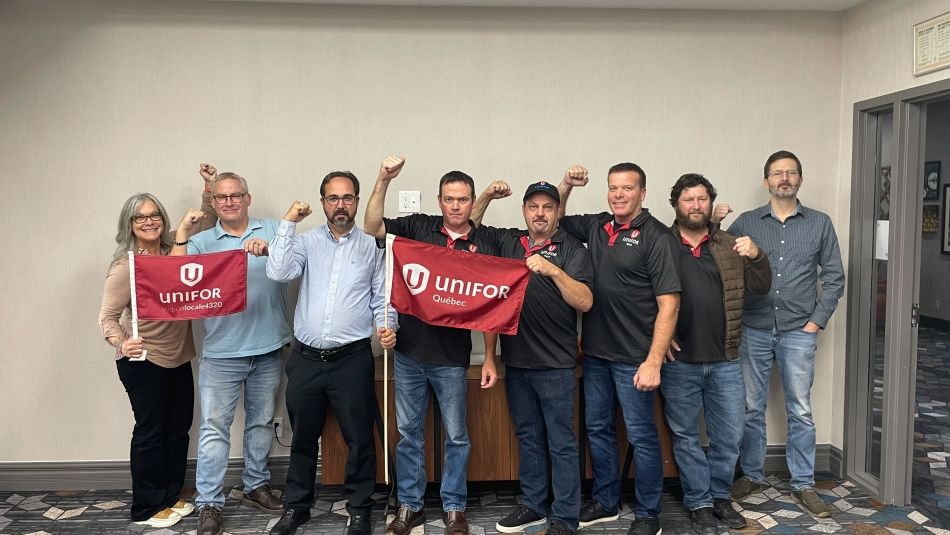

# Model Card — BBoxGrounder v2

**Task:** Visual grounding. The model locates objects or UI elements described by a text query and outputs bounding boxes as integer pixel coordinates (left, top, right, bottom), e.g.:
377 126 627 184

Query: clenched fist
526 254 558 277
283 201 312 223
199 162 217 184
177 208 206 234
712 203 733 225
733 236 760 259
562 165 589 187
483 180 512 200
378 156 406 182
244 238 269 257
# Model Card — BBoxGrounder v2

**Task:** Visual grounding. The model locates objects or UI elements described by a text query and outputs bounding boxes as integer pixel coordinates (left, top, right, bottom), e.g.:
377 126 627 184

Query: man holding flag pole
364 156 507 535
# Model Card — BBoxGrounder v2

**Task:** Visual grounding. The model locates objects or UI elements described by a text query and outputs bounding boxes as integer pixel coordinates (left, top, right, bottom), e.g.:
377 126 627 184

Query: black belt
295 338 370 362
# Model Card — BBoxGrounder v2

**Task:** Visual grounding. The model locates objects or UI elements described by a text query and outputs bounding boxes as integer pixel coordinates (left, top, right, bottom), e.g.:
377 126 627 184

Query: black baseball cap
523 181 560 204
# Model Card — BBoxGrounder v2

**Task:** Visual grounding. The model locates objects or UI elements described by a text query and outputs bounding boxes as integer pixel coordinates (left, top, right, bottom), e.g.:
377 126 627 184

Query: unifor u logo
180 263 203 287
402 263 430 296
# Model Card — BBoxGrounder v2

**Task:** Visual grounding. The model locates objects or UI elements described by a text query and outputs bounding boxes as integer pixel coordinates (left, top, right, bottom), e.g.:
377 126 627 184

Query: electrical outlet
399 190 421 213
935 299 941 311
273 417 284 439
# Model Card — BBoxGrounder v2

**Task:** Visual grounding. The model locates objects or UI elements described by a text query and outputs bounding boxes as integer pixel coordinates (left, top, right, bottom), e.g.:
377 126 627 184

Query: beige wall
830 0 950 449
0 0 847 463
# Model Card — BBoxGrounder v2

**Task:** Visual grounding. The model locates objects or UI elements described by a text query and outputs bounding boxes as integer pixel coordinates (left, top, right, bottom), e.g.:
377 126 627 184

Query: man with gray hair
173 167 292 535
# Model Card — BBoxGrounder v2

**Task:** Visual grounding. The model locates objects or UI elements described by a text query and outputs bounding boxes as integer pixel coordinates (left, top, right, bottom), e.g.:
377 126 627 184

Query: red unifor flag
131 250 247 321
386 235 530 335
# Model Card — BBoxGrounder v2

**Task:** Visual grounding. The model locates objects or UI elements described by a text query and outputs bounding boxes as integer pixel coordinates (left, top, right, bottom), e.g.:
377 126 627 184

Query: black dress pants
283 339 377 515
116 358 194 521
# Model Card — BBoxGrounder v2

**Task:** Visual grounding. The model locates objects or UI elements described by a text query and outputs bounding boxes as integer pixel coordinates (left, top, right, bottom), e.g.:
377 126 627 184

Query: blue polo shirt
188 218 292 358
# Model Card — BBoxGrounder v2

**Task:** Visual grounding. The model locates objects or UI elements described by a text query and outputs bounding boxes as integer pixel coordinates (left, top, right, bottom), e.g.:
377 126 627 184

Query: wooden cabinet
321 357 677 485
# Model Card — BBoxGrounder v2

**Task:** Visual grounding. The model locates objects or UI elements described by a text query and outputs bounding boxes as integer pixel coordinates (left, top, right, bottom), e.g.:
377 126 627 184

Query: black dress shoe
270 508 311 535
713 498 747 529
348 510 373 535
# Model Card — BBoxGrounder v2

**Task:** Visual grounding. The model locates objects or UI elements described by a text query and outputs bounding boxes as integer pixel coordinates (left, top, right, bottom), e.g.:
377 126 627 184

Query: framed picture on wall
924 161 941 200
943 184 950 254
923 205 939 233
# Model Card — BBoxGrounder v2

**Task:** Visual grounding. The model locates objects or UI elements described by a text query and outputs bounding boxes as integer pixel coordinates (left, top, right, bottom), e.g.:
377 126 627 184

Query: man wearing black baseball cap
474 177 593 535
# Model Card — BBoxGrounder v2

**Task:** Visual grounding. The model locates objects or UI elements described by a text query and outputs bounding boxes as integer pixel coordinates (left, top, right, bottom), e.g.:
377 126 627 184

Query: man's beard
769 182 800 198
677 208 710 230
329 209 353 229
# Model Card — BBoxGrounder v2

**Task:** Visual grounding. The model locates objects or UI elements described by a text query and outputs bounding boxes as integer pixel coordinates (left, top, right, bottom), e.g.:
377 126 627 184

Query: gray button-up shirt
728 202 844 331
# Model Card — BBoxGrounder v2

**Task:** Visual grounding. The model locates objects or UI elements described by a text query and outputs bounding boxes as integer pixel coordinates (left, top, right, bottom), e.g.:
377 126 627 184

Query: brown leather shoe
242 482 284 514
443 511 469 535
384 506 425 535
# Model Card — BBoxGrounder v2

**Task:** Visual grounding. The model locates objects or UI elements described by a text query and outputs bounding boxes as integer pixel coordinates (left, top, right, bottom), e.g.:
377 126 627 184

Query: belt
296 338 370 362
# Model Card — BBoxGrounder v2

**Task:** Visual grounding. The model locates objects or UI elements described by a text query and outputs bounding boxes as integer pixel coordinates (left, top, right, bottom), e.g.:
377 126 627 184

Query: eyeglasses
322 195 358 205
131 212 162 224
212 193 248 204
767 169 800 178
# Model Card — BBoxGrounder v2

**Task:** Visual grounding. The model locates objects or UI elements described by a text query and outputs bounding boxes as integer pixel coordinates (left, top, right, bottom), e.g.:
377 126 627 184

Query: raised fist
484 180 512 200
199 162 217 183
283 201 312 223
177 208 206 233
378 156 406 181
711 203 733 225
562 165 589 187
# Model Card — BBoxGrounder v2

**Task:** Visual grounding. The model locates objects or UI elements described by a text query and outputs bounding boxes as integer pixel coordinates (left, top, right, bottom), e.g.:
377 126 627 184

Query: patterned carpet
912 324 950 528
2 473 948 534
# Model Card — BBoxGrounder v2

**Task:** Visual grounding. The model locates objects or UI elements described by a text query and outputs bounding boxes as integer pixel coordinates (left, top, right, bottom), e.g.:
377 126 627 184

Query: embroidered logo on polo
538 244 559 259
469 244 478 253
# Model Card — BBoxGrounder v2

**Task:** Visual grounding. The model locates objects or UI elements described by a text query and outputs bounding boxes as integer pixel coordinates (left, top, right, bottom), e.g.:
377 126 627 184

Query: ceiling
203 0 866 11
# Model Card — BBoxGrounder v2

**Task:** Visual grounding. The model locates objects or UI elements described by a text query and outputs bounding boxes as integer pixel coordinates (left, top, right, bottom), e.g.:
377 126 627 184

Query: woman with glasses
97 167 217 528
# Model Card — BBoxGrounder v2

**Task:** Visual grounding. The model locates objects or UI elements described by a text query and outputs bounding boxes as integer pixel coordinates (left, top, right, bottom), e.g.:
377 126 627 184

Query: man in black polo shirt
557 162 680 535
662 174 771 535
364 156 498 535
474 181 593 535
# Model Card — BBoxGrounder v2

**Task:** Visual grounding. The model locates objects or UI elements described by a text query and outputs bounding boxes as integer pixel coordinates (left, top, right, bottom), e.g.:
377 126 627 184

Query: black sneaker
689 508 716 535
627 516 662 535
495 504 546 533
578 500 619 528
712 499 746 529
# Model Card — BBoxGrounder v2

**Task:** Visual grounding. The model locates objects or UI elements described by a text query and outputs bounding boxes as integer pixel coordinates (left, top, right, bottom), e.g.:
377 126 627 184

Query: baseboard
764 443 843 478
0 456 291 491
1 444 845 492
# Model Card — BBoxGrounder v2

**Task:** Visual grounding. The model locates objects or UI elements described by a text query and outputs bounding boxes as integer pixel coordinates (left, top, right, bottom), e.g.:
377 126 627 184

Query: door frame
845 78 950 505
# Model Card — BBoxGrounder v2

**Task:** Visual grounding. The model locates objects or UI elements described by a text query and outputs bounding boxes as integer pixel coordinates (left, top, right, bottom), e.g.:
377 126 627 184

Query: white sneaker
171 499 195 517
134 507 182 528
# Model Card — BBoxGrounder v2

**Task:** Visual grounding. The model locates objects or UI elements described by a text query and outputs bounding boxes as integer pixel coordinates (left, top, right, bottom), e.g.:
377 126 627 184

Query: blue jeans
195 349 283 509
394 352 469 512
739 326 818 490
506 366 580 529
661 359 744 510
583 355 663 519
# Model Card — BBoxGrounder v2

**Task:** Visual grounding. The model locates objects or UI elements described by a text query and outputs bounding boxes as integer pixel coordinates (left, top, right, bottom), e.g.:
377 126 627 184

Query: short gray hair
111 193 173 265
211 172 249 193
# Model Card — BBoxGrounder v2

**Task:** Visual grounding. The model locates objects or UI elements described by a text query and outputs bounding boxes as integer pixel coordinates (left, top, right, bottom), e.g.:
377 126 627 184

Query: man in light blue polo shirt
174 170 292 535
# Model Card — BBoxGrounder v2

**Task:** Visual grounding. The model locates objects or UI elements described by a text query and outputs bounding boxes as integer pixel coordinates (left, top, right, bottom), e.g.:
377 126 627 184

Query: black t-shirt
673 236 726 363
384 213 499 367
479 227 593 369
560 209 681 364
